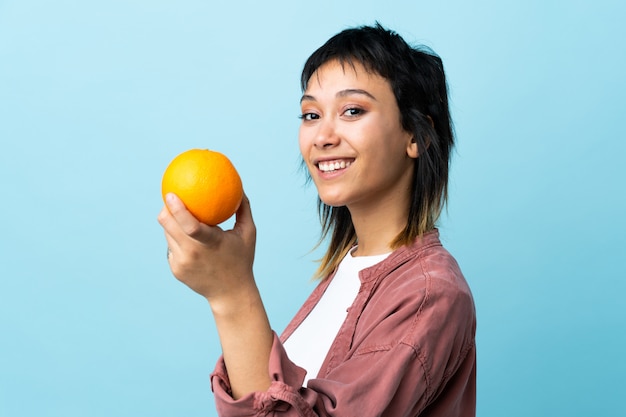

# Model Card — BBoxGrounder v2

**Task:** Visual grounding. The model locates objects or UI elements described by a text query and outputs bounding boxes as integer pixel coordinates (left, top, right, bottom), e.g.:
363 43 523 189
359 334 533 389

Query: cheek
297 128 314 173
297 126 307 154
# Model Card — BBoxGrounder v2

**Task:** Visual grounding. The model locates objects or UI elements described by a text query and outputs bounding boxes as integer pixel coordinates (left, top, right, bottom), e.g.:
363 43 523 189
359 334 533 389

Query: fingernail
165 193 178 207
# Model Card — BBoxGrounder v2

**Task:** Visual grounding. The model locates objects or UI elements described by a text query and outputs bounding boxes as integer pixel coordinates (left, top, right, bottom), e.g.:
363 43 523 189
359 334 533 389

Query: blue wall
1 1 624 415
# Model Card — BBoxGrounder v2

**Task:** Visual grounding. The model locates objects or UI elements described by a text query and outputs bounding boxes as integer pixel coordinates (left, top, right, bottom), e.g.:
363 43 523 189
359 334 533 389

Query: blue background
1 1 625 416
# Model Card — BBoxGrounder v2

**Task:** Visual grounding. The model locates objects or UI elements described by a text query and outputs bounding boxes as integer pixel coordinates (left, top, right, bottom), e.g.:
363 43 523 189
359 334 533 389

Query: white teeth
318 160 352 172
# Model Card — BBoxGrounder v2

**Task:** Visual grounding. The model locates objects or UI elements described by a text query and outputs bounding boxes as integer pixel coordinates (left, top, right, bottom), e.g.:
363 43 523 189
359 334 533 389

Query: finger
164 192 203 235
158 204 184 244
157 208 180 259
235 193 252 222
164 192 222 244
233 192 256 241
163 230 179 258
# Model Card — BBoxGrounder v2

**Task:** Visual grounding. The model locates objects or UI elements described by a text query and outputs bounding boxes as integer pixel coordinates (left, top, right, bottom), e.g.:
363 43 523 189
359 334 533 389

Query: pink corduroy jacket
211 229 476 416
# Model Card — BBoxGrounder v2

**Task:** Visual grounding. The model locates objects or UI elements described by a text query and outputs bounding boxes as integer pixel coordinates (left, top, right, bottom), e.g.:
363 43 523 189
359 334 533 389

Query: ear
406 133 419 158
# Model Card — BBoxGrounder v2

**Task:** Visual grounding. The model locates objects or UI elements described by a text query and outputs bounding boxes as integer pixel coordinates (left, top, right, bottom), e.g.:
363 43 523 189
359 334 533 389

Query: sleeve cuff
210 331 309 413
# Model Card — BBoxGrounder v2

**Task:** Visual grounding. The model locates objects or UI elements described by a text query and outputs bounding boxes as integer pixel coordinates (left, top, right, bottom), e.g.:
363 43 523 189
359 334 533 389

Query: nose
314 118 340 149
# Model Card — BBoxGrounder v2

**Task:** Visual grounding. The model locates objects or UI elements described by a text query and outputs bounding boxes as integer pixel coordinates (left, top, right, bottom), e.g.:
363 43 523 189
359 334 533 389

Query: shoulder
361 231 475 350
372 230 472 307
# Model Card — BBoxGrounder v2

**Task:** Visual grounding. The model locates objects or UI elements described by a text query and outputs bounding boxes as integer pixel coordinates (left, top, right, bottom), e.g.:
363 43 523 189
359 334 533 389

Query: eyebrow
300 88 377 103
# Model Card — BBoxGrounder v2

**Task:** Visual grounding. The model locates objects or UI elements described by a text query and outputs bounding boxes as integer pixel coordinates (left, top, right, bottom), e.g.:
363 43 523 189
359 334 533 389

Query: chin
318 194 347 208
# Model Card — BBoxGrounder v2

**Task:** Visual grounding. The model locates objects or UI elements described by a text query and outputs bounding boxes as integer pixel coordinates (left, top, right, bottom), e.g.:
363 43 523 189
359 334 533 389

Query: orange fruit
161 149 243 226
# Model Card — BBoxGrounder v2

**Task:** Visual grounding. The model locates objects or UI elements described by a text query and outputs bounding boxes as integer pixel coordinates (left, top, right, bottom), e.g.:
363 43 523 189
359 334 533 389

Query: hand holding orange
161 149 243 226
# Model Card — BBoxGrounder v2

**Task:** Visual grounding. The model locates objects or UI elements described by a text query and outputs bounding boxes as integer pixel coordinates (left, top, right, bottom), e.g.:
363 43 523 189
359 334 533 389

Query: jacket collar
358 228 442 283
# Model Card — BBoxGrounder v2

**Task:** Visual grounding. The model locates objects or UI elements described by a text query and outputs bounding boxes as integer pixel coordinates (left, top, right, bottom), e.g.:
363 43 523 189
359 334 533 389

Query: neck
349 199 409 257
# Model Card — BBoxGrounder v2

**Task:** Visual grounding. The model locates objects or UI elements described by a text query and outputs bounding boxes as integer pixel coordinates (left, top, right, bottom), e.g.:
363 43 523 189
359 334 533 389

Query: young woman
158 23 476 416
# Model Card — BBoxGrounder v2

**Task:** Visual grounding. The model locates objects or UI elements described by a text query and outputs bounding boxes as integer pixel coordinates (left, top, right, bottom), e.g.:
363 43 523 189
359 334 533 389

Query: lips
317 159 353 172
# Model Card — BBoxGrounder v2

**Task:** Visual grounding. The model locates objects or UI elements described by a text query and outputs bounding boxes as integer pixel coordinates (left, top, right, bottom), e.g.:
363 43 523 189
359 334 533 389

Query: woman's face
299 59 417 213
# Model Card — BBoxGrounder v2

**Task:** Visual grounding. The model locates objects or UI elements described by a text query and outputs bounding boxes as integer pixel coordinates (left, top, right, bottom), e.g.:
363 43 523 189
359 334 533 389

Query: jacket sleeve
211 335 426 416
210 274 476 417
211 332 317 417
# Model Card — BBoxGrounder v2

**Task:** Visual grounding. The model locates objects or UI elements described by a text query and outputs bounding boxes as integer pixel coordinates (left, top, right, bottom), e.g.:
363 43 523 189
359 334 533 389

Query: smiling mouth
317 159 353 172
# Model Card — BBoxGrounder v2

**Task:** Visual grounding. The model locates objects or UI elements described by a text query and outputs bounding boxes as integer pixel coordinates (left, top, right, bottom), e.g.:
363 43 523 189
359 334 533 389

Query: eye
343 107 365 117
299 112 319 121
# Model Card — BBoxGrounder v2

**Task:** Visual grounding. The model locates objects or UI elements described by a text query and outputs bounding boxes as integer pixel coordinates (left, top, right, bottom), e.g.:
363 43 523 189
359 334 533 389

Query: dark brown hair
301 23 455 279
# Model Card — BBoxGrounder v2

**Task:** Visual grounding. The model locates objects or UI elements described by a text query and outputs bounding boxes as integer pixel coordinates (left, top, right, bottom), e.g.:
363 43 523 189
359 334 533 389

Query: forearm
159 193 274 400
209 282 273 400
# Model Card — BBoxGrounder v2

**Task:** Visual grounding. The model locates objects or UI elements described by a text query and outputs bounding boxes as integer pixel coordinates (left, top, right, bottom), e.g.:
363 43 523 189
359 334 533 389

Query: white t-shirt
283 248 390 384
